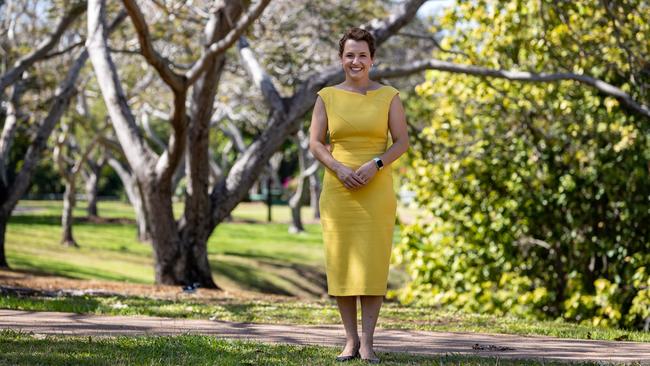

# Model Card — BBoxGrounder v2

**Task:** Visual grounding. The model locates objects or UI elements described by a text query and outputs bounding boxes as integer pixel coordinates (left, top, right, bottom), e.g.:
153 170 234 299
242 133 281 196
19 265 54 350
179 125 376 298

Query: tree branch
87 1 155 177
366 0 428 47
44 40 85 59
396 31 469 57
0 81 25 186
0 2 86 92
372 59 650 119
2 48 88 215
237 37 285 113
185 0 271 85
121 0 185 92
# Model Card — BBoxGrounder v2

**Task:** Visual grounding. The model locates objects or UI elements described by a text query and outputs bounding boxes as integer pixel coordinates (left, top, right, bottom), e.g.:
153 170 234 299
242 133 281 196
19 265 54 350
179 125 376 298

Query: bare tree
0 3 127 268
87 0 270 286
53 120 102 247
82 149 106 219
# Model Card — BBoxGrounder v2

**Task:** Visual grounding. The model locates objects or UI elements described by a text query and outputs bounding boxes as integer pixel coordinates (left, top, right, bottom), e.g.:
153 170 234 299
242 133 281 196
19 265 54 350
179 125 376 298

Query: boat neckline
330 85 388 96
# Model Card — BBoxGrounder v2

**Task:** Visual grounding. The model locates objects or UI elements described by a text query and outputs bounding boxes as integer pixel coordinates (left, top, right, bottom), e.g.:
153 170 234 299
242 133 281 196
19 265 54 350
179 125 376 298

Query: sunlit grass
2 293 649 343
6 200 647 345
1 330 608 366
6 200 404 296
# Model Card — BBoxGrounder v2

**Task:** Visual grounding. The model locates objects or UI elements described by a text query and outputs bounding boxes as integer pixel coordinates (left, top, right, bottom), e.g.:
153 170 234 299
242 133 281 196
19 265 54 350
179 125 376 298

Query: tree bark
54 119 101 248
288 178 305 233
61 181 78 247
138 180 184 284
177 4 246 289
0 215 7 268
84 164 100 218
106 156 150 242
0 83 24 186
88 0 183 284
133 183 150 242
288 136 306 233
309 173 321 219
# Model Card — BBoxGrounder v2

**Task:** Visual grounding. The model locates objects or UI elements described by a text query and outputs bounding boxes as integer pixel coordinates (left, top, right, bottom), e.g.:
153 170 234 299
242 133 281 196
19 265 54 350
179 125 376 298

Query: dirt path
1 309 649 363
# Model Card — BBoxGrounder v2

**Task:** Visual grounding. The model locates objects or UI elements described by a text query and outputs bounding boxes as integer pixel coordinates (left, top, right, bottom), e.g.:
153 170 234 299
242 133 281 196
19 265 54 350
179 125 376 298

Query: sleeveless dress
316 85 399 296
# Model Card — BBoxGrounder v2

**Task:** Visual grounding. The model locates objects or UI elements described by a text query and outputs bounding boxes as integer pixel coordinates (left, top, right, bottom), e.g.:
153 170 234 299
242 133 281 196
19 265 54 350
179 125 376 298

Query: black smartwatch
373 157 384 171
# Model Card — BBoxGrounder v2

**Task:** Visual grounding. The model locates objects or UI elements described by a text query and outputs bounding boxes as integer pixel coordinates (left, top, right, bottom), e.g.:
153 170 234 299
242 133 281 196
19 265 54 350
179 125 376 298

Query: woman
309 27 409 363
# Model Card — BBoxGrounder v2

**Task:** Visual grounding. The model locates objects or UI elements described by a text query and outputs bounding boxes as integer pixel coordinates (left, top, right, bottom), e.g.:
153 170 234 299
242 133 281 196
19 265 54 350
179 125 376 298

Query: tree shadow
9 215 134 226
8 215 60 225
212 260 293 296
211 253 327 298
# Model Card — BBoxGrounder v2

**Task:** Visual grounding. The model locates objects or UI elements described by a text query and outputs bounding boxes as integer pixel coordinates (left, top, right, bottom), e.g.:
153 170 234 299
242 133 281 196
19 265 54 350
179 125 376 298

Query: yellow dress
317 85 399 296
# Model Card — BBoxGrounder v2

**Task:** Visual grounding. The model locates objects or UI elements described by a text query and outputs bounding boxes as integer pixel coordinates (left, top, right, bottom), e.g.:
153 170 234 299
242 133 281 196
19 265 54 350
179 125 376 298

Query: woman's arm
309 96 365 190
379 94 410 165
355 94 410 180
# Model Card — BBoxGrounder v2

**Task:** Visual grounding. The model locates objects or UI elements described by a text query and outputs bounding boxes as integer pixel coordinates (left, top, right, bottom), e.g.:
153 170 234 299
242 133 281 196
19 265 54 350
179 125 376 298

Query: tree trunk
84 166 100 217
61 180 78 247
141 179 215 287
133 184 151 242
140 180 182 284
0 215 8 268
288 136 306 233
309 173 321 219
288 182 305 233
106 157 150 242
174 4 249 290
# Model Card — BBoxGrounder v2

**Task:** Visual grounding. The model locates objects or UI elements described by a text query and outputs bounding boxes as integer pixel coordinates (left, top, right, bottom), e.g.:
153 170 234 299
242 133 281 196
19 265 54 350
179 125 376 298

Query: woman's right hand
335 164 366 190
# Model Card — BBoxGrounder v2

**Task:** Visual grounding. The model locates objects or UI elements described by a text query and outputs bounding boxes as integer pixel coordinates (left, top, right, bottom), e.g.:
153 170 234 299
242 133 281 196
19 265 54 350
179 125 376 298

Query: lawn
2 291 649 343
6 200 406 297
3 200 649 348
0 330 619 366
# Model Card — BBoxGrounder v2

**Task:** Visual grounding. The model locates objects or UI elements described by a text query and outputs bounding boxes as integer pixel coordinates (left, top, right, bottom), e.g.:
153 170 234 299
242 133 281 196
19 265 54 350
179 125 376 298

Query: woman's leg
335 296 360 356
359 295 383 360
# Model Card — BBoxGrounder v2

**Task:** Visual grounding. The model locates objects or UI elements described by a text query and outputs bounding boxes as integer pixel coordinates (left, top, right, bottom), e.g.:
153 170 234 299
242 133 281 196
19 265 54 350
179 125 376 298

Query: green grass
0 330 623 366
4 200 649 346
6 199 409 300
7 200 406 296
2 294 649 343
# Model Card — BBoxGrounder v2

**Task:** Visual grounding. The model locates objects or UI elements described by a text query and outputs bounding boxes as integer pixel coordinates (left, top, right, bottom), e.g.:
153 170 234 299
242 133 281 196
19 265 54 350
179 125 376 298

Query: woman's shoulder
317 86 334 96
374 84 399 101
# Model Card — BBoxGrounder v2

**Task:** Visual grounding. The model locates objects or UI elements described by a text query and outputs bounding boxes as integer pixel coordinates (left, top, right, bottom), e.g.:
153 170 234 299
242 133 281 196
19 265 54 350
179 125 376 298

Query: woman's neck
342 78 372 91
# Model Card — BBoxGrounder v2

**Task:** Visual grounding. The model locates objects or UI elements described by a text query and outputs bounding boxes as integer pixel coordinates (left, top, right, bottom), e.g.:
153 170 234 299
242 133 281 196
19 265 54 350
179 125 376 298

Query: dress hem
327 288 387 296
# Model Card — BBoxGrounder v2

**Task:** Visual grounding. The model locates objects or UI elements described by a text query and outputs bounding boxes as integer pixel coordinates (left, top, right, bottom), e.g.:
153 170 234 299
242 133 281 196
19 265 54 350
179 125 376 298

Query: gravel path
1 309 649 363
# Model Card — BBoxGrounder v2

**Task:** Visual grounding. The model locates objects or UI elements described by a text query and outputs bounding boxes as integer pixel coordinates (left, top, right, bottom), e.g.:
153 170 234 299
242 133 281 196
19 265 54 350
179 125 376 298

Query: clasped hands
335 160 378 191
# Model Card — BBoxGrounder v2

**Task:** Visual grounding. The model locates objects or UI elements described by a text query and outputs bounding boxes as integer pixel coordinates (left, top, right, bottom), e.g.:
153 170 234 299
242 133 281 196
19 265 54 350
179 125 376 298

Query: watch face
374 158 383 169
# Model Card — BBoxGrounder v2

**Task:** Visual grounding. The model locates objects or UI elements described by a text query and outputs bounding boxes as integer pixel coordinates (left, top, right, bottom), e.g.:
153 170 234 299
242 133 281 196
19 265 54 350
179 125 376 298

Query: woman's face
340 39 373 82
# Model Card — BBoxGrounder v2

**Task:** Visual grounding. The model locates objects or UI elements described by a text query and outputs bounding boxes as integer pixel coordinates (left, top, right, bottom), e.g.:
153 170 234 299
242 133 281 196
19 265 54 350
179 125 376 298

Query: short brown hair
338 27 376 58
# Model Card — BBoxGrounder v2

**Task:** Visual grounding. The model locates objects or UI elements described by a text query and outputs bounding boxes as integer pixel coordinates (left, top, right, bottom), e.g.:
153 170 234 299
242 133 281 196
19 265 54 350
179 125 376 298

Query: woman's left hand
355 160 378 186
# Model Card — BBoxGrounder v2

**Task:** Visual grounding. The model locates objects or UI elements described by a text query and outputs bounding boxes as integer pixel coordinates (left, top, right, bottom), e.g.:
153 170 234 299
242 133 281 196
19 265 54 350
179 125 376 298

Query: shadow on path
0 309 648 363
